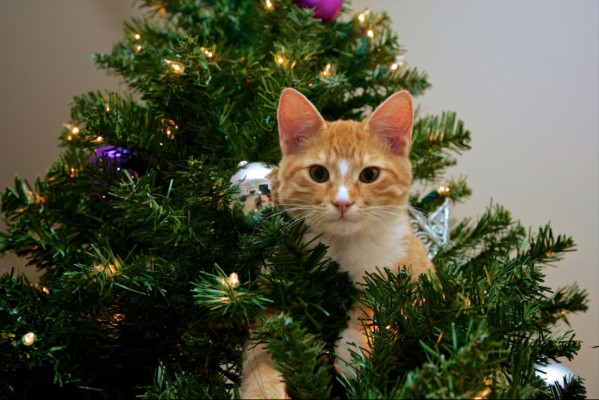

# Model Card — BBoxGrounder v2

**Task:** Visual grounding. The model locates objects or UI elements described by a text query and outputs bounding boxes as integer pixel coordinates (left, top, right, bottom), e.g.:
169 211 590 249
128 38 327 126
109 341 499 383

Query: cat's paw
240 341 287 399
239 380 287 399
334 308 371 379
334 355 355 378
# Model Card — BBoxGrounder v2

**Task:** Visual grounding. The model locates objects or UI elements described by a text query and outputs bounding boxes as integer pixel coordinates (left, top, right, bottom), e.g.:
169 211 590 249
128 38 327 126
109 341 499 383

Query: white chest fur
308 214 410 284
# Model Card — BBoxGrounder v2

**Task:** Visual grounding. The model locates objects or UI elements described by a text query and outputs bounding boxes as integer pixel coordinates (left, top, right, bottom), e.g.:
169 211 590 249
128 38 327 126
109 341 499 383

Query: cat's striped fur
240 88 433 399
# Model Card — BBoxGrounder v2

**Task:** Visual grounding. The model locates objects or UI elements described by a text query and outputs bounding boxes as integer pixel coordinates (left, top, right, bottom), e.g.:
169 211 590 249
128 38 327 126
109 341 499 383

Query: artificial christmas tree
0 1 588 398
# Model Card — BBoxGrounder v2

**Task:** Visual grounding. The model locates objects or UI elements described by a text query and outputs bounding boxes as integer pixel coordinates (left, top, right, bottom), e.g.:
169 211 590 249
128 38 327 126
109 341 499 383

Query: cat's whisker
407 204 430 217
285 208 320 229
361 213 395 234
240 87 435 399
363 206 406 218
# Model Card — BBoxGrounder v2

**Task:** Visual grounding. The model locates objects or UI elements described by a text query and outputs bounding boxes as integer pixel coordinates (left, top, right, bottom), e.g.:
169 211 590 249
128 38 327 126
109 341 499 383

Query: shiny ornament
230 161 274 214
409 197 451 259
89 145 136 170
89 145 141 200
293 0 344 23
536 362 576 385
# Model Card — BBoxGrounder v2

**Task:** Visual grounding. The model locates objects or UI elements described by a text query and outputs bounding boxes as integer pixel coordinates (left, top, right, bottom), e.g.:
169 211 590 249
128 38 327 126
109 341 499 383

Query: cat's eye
359 167 380 183
309 165 329 183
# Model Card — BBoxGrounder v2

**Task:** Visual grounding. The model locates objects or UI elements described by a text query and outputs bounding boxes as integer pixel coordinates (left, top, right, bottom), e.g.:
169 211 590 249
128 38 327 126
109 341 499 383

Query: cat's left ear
365 91 413 156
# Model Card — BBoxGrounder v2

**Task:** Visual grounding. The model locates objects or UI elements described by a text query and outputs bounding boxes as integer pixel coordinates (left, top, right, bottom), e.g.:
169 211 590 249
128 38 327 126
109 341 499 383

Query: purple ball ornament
293 0 344 23
89 145 141 200
89 145 136 172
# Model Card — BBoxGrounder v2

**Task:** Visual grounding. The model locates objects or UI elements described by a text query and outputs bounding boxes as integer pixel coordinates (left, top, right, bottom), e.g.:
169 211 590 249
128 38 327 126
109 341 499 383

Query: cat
239 88 433 399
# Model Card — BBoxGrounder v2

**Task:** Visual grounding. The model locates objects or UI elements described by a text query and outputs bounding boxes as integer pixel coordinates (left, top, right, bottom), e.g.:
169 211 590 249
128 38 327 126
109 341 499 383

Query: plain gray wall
0 0 597 396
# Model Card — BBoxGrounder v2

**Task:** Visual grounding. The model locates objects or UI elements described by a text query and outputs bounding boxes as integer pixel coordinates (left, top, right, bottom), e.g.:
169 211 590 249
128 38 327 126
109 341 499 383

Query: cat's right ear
277 88 326 155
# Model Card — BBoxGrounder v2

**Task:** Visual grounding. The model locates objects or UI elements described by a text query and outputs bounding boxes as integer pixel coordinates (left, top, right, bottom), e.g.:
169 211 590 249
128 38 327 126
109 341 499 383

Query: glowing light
366 25 375 39
41 286 50 295
164 59 185 74
113 313 126 322
275 54 286 65
473 386 491 399
390 55 405 71
162 118 178 140
64 122 82 137
274 47 288 66
95 263 118 276
219 272 240 288
22 332 36 346
228 272 240 288
357 10 369 23
133 33 141 40
265 0 274 10
320 63 333 79
437 185 450 196
170 63 184 74
201 47 214 59
96 136 104 142
134 44 143 53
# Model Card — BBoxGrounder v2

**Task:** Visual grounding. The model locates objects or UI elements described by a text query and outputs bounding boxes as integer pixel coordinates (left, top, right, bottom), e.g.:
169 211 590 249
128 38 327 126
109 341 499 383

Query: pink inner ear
278 88 326 155
366 91 413 156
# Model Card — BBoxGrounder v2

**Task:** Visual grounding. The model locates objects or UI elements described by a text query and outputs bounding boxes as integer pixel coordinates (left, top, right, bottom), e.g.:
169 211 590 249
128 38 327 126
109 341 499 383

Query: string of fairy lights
16 2 423 359
59 5 406 182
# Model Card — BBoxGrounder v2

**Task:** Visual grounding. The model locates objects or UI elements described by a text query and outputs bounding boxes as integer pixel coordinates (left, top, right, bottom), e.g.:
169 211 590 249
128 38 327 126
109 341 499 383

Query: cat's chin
320 217 363 236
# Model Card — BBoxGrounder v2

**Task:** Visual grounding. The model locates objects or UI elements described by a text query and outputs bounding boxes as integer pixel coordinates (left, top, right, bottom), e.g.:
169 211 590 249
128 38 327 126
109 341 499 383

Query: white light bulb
22 332 36 346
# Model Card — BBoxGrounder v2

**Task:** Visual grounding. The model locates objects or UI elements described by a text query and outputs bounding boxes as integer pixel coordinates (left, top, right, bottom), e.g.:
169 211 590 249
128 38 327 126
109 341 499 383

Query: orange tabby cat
239 88 433 398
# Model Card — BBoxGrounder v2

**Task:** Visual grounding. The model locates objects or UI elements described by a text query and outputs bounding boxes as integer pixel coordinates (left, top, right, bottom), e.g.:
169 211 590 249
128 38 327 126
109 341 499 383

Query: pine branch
192 264 271 324
240 212 355 341
411 112 472 182
260 314 333 400
546 375 586 400
0 0 588 398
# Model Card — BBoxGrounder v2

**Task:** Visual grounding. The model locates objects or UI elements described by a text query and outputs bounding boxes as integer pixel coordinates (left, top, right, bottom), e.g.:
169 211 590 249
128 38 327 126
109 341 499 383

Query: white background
0 1 597 397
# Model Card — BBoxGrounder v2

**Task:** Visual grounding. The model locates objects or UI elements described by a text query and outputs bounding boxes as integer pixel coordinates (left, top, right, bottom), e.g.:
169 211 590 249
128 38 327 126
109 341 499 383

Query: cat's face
272 89 414 237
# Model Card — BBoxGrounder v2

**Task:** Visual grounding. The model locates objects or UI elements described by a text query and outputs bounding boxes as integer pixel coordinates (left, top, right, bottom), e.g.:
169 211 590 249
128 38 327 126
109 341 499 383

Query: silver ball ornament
230 161 274 214
535 362 576 385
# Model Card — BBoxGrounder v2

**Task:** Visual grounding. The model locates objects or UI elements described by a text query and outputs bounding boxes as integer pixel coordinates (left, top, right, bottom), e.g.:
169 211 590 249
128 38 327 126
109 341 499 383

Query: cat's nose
333 200 353 216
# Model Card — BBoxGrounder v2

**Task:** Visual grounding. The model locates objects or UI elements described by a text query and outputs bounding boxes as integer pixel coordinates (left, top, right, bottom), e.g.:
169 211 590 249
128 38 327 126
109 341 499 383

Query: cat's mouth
324 215 362 235
330 214 359 226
